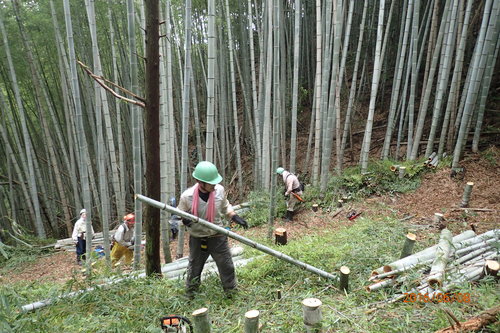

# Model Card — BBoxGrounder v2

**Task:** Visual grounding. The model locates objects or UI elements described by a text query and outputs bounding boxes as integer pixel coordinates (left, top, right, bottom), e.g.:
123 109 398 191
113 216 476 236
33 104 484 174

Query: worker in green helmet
177 161 249 298
276 167 303 221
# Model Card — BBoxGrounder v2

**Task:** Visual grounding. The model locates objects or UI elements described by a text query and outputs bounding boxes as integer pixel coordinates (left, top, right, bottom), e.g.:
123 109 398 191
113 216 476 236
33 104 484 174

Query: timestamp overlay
402 292 471 303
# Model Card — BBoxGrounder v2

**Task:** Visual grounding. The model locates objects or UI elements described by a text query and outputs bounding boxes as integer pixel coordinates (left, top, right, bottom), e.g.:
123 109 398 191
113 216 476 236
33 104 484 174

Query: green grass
2 215 498 332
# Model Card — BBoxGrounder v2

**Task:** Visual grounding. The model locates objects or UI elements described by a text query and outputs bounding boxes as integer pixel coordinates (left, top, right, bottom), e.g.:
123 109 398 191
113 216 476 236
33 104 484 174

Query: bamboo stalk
136 194 338 281
365 278 398 292
454 237 497 257
371 230 476 276
428 229 453 287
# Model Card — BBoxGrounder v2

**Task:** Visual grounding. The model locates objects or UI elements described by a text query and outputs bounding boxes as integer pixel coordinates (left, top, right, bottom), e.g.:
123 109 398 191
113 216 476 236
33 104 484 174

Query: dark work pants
76 237 86 261
186 235 236 294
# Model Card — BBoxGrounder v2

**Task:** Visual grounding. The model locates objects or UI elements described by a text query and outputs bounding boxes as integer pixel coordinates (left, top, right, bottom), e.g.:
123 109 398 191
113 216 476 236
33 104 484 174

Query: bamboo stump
192 307 210 333
244 310 260 333
274 228 287 246
302 298 322 333
312 204 319 212
337 200 343 208
460 182 474 207
276 289 282 300
339 266 350 293
400 233 417 259
484 260 499 277
398 166 406 179
390 165 400 172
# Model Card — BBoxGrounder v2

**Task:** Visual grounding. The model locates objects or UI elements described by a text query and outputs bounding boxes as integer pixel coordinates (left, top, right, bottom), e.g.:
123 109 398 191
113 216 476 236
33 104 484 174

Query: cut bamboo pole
302 298 322 333
429 155 439 168
244 310 260 333
428 229 453 287
454 237 497 257
365 278 398 292
371 230 476 276
460 181 474 208
398 166 406 179
339 266 350 293
135 194 338 281
484 260 499 276
456 247 492 265
400 233 417 259
192 307 210 333
427 152 437 161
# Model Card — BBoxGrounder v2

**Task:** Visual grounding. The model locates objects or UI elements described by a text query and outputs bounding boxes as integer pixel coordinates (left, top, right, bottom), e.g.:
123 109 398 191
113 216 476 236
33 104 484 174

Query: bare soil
2 149 499 285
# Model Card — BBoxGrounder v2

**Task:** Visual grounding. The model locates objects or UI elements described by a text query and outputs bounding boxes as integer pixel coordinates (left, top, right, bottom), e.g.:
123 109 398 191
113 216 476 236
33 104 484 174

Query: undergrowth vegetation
1 159 498 332
1 216 498 332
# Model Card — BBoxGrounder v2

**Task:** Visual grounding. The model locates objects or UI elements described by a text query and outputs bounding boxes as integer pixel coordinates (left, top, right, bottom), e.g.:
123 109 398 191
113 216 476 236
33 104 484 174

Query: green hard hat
276 167 285 175
192 161 223 184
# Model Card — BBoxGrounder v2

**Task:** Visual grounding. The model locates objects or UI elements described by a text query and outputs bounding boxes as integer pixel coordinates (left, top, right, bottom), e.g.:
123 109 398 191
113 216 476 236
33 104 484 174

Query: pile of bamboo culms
54 231 118 251
423 151 446 169
366 229 499 300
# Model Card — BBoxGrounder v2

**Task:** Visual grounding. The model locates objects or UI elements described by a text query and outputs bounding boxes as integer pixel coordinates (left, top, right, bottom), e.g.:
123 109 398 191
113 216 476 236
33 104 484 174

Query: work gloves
182 218 192 227
232 215 249 229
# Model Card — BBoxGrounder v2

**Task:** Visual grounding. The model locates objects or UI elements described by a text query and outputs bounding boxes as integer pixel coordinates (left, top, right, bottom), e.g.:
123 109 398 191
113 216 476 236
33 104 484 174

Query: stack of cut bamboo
366 229 499 300
54 231 118 251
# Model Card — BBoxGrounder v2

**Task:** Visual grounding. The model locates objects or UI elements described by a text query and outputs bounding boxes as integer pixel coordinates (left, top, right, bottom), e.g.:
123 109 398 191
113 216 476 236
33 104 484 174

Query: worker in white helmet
71 209 94 265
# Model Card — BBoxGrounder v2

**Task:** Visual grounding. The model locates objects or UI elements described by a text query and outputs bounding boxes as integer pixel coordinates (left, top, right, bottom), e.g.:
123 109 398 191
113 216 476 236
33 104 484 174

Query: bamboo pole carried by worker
135 194 338 281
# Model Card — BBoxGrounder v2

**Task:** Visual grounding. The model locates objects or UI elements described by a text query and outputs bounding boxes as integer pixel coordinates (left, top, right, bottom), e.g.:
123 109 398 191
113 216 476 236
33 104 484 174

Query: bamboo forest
0 0 499 332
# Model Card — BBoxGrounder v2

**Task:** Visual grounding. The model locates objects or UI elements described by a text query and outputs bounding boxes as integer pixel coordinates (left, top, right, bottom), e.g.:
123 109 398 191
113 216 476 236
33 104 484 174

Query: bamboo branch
77 60 146 107
435 306 500 333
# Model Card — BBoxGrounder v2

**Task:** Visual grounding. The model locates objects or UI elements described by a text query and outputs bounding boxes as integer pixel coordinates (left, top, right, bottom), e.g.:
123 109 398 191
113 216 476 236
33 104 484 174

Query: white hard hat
80 209 86 216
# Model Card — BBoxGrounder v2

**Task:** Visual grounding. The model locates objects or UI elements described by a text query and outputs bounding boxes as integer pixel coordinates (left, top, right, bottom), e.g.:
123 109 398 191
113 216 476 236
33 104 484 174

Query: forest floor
2 148 499 286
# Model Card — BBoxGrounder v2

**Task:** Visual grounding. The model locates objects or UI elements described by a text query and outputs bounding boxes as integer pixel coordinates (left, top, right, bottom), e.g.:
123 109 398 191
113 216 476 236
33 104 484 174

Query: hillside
1 150 498 321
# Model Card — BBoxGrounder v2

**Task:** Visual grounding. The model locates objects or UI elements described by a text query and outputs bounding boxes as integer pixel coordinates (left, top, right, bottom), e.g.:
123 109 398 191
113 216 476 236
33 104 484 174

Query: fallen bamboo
454 237 498 257
135 194 338 281
21 247 251 312
428 229 453 287
435 305 500 333
365 278 399 292
427 152 437 162
371 230 476 276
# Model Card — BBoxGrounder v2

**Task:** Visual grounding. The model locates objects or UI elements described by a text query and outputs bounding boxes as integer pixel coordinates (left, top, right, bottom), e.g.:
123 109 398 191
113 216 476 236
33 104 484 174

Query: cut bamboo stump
337 200 343 208
312 204 319 212
398 166 406 179
460 182 474 208
400 233 417 259
276 289 282 300
302 298 322 333
433 213 444 224
390 165 400 172
192 307 210 333
339 266 350 293
484 260 499 277
244 310 260 333
274 228 287 246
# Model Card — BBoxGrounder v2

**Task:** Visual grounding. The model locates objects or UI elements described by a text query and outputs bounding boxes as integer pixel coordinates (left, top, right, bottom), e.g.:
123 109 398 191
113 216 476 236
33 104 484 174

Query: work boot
284 210 293 222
